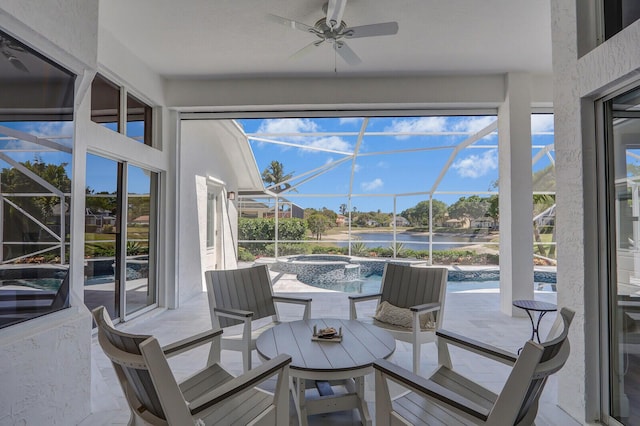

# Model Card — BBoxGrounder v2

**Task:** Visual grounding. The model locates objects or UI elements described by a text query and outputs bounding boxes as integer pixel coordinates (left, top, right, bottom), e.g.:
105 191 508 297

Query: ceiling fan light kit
269 0 399 66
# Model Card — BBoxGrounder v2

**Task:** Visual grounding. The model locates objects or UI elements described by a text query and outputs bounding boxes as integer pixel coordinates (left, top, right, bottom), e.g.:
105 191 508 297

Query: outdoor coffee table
256 318 396 426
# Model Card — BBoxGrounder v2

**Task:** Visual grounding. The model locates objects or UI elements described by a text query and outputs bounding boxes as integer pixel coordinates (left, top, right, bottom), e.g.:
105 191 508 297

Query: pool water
318 275 556 294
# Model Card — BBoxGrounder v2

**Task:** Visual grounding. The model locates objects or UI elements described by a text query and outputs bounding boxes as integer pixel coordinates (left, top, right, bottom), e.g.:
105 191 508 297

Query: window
604 0 640 40
90 74 120 132
206 190 217 249
91 74 154 146
127 92 152 146
0 29 75 328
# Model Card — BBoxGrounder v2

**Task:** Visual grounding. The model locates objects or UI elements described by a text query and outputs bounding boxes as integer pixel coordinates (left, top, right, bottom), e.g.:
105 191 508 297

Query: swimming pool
269 254 557 293
306 274 556 294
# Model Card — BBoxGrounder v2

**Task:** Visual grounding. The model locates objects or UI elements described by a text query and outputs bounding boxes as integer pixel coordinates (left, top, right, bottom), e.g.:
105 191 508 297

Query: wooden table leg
344 376 372 426
290 376 308 426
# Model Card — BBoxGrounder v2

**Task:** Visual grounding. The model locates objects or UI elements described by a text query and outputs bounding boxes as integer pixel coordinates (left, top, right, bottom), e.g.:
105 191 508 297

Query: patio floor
82 270 579 425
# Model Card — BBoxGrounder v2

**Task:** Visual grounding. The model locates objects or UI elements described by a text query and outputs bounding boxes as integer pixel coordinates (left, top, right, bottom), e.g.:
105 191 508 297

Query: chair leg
413 342 421 374
207 335 221 367
243 347 251 372
375 369 392 426
437 337 452 369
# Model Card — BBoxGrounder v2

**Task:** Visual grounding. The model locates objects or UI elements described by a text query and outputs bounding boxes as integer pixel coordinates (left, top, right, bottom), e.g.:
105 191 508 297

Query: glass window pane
206 190 216 248
126 93 152 146
125 164 157 315
84 154 119 319
604 0 640 40
607 85 640 424
91 74 120 132
0 29 75 328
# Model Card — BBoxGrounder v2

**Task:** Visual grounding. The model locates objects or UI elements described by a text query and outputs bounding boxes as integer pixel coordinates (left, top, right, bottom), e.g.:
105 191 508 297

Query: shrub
263 243 311 257
237 246 255 262
238 218 307 255
350 242 369 256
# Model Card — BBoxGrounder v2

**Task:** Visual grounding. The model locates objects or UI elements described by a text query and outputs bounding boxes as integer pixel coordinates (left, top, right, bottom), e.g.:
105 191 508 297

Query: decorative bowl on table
318 327 337 338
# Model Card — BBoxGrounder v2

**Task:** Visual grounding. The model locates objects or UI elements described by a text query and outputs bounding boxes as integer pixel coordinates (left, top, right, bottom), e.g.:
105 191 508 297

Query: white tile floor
82 272 580 425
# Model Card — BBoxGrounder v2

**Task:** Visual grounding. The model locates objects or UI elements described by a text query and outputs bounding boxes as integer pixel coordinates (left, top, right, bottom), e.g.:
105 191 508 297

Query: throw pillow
373 301 436 330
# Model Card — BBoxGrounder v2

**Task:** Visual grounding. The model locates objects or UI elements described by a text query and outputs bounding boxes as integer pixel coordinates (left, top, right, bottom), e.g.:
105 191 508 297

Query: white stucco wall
166 74 553 111
0 308 92 425
177 120 250 304
551 2 588 419
552 1 640 422
0 2 98 425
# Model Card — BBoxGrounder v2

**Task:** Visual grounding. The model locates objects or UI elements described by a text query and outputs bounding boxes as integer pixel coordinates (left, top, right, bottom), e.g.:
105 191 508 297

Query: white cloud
376 161 389 168
453 116 496 133
339 117 361 126
257 118 318 134
384 117 448 139
255 119 352 153
531 114 554 132
21 121 74 137
361 178 383 191
354 163 362 172
305 136 351 152
451 150 498 178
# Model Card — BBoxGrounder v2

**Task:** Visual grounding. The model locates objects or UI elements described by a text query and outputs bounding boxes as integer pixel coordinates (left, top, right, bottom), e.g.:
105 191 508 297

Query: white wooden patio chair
373 307 575 425
92 306 291 426
205 264 311 372
349 263 447 374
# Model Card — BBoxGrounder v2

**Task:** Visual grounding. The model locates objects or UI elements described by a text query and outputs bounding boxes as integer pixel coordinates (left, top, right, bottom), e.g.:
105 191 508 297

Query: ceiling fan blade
334 42 361 65
325 0 347 29
267 14 313 33
344 22 399 39
2 50 28 72
290 40 323 60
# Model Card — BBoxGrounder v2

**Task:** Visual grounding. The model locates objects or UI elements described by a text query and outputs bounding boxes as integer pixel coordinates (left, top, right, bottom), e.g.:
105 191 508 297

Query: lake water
330 231 491 251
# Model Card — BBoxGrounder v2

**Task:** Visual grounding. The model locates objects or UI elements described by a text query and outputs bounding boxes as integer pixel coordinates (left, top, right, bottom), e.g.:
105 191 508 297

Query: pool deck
84 262 575 426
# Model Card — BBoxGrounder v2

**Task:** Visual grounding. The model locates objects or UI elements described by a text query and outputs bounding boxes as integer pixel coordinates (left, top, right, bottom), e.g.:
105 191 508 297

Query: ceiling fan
0 36 28 73
269 0 399 65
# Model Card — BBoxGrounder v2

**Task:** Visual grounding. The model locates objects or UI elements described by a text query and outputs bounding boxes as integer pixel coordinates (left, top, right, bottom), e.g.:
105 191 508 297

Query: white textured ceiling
98 0 552 79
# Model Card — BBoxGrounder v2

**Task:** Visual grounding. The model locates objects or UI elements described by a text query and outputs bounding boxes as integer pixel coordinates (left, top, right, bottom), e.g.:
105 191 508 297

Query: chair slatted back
515 307 574 423
92 307 166 420
380 263 447 324
205 265 277 328
490 307 574 424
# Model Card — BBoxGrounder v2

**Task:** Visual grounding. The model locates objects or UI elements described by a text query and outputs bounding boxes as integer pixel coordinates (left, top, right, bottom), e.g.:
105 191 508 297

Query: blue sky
239 115 555 213
0 121 151 195
0 116 555 212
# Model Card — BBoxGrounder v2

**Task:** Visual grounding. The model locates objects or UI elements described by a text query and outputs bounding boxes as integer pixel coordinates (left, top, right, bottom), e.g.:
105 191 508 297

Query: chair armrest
436 329 517 365
162 329 223 358
272 295 312 304
348 292 382 302
410 302 441 313
349 293 382 319
373 359 489 422
214 307 254 319
273 295 312 320
189 353 292 415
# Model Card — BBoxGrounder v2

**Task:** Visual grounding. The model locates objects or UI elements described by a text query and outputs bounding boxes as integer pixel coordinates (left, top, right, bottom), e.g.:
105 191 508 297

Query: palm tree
261 160 293 193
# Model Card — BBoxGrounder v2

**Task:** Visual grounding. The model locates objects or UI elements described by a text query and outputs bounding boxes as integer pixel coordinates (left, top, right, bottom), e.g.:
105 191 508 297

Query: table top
256 319 396 373
512 299 557 312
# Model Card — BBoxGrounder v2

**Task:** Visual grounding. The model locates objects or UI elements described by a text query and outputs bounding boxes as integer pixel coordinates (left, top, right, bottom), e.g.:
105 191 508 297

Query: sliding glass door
602 85 640 424
125 164 157 316
84 154 158 321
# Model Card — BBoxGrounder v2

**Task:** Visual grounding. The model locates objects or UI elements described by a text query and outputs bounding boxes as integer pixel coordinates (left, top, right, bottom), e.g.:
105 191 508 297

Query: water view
329 231 493 251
